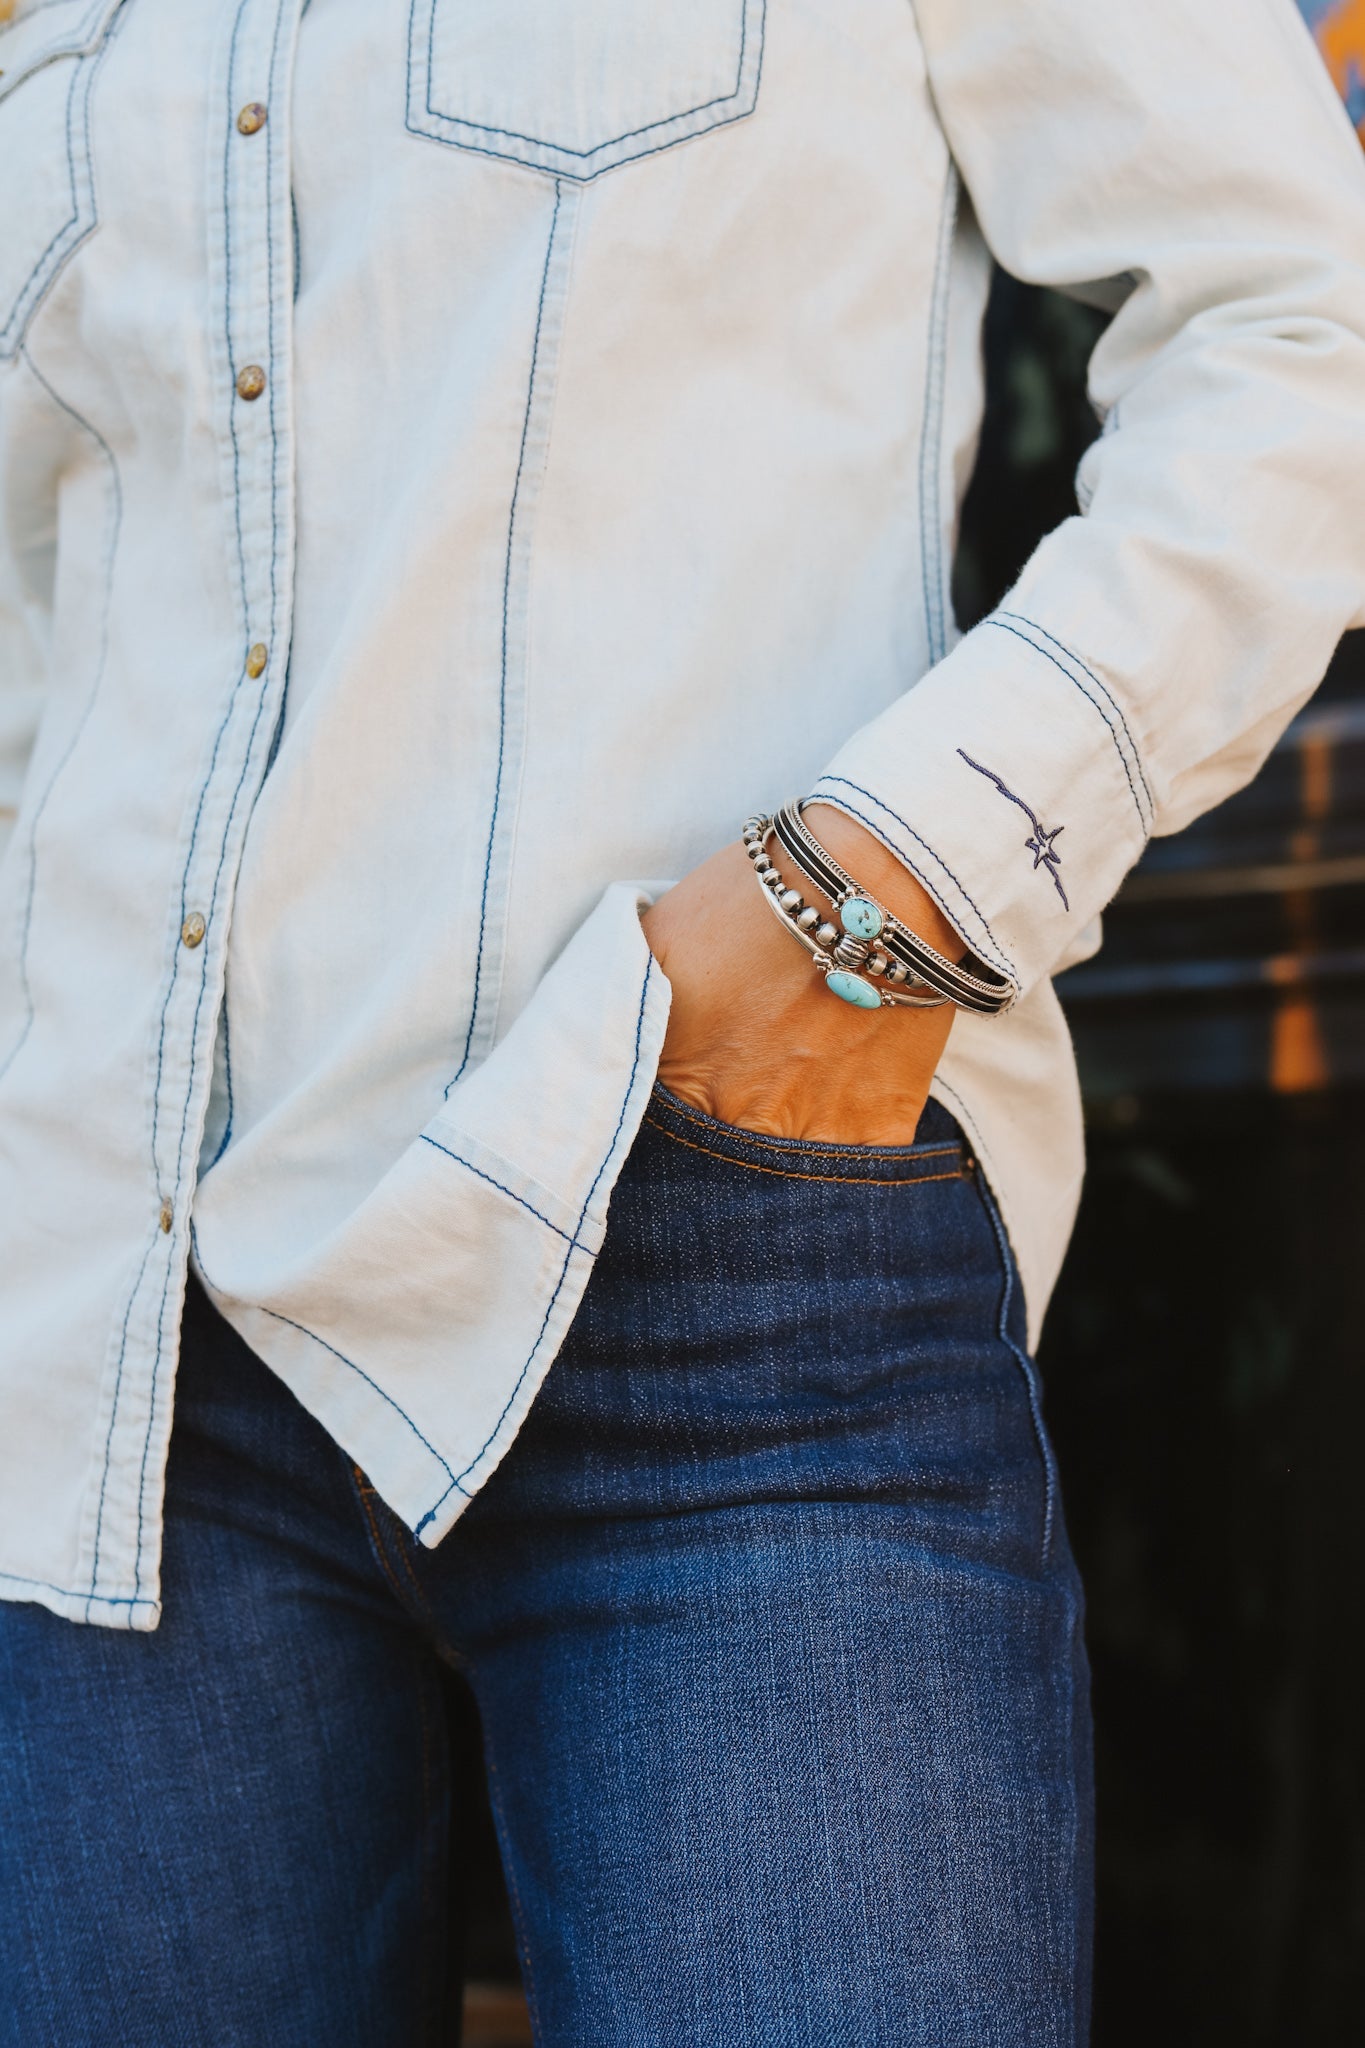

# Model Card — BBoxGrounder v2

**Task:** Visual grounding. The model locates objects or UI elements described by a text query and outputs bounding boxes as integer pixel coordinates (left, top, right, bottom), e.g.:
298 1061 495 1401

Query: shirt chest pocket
0 0 126 360
406 0 765 180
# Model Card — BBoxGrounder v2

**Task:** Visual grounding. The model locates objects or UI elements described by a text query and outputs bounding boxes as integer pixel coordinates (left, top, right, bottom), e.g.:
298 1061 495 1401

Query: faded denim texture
0 1093 1091 2044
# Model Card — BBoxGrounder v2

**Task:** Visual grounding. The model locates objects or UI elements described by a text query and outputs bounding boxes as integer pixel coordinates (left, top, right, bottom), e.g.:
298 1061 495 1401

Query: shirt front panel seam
0 9 123 363
447 175 579 1092
85 0 302 1613
134 0 303 1597
0 0 116 54
0 348 121 1087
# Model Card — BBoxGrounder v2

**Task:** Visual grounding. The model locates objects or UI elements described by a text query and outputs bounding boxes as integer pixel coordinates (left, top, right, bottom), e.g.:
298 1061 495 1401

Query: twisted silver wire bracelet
741 815 947 1010
742 805 1012 1016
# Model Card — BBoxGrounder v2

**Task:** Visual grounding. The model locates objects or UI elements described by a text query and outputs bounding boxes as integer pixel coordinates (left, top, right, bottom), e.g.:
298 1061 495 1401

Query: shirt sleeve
812 0 1365 1005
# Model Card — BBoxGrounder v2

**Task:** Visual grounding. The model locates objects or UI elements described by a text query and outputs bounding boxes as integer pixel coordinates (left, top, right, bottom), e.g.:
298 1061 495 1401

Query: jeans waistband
643 1082 968 1185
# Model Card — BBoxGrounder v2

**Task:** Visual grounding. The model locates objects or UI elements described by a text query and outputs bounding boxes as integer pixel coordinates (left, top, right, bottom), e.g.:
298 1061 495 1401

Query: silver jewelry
768 801 1012 1016
741 815 948 1010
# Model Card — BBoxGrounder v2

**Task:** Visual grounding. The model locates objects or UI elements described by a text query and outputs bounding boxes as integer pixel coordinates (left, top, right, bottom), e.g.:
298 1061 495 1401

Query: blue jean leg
0 1286 452 2048
433 1090 1093 2046
0 1093 1092 2046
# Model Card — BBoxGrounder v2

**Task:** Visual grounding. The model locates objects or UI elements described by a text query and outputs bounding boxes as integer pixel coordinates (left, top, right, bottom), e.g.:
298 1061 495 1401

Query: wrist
802 801 965 963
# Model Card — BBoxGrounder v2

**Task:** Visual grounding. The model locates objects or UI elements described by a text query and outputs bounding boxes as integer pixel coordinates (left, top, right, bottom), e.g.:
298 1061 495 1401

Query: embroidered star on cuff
958 750 1069 911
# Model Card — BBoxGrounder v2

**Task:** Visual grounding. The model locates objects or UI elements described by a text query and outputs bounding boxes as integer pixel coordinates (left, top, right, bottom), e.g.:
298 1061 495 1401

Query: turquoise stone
826 970 881 1010
840 896 883 940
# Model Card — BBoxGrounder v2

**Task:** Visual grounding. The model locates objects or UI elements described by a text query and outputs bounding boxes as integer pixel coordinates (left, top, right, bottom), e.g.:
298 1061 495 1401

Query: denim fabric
0 1090 1092 2046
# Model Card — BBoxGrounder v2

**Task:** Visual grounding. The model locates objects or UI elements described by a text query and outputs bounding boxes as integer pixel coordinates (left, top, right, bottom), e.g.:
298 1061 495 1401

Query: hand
641 803 961 1145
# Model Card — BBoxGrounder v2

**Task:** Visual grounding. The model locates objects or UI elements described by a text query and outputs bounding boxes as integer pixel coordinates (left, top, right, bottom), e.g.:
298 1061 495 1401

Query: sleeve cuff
811 608 1155 1003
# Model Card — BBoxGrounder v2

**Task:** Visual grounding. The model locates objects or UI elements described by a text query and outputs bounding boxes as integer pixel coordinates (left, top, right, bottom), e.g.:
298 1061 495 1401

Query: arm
649 0 1365 1142
815 0 1365 1001
643 810 961 1143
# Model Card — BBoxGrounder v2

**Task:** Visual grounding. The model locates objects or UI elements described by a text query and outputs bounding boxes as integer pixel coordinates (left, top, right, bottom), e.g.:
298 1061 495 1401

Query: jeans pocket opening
645 1081 967 1185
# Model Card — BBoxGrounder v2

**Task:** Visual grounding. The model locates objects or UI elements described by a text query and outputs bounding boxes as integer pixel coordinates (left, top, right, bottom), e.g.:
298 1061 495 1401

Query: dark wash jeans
0 1087 1093 2047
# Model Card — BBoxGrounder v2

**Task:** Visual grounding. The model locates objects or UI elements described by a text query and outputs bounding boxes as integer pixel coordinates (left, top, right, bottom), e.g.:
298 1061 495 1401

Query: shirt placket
80 0 302 1619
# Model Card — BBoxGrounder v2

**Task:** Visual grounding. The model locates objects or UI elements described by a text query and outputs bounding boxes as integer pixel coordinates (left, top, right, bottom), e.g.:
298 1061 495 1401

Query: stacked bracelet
742 813 945 1010
742 803 1013 1017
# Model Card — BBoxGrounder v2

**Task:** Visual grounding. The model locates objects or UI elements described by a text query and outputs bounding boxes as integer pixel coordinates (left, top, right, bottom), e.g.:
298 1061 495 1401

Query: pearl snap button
245 642 268 678
236 102 267 135
235 364 267 402
181 912 207 949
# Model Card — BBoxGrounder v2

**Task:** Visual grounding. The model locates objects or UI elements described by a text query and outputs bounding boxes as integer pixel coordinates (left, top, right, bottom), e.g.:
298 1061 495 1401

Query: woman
2 1 1364 2041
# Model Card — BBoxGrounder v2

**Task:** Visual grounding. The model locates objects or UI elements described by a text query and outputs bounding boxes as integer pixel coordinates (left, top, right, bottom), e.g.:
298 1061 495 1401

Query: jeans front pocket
0 0 126 359
405 0 765 180
644 1081 969 1187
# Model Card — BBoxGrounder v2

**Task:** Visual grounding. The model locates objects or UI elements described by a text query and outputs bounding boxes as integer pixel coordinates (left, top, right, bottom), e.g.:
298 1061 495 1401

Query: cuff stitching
810 774 1019 987
989 611 1155 829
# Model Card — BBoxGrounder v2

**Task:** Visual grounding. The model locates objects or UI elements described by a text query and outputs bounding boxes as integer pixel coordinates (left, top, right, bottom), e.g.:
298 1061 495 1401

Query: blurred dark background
456 270 1365 2046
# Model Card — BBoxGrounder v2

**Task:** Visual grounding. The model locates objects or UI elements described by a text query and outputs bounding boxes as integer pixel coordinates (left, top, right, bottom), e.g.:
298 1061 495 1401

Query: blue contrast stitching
426 0 751 147
983 616 1150 834
131 0 297 1600
918 164 958 668
261 1323 463 1490
995 608 1155 819
425 0 753 149
0 0 81 39
447 177 566 1092
811 774 1018 983
957 750 1069 912
85 1226 157 1617
0 1568 148 1608
145 0 251 1178
415 957 656 1533
89 0 284 1611
0 109 80 351
406 0 763 178
0 0 112 49
974 1169 1056 1566
419 1135 581 1247
190 1228 460 1491
129 0 261 1594
0 347 121 1085
0 2 122 357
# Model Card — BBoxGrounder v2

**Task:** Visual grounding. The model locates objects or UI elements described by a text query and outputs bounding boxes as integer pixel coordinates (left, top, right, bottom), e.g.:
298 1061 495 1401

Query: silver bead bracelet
742 805 1013 1016
741 813 947 1011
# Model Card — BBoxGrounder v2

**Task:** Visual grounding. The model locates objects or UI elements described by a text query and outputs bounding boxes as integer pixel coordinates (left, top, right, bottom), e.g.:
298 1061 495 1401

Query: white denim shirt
4 0 1365 1628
